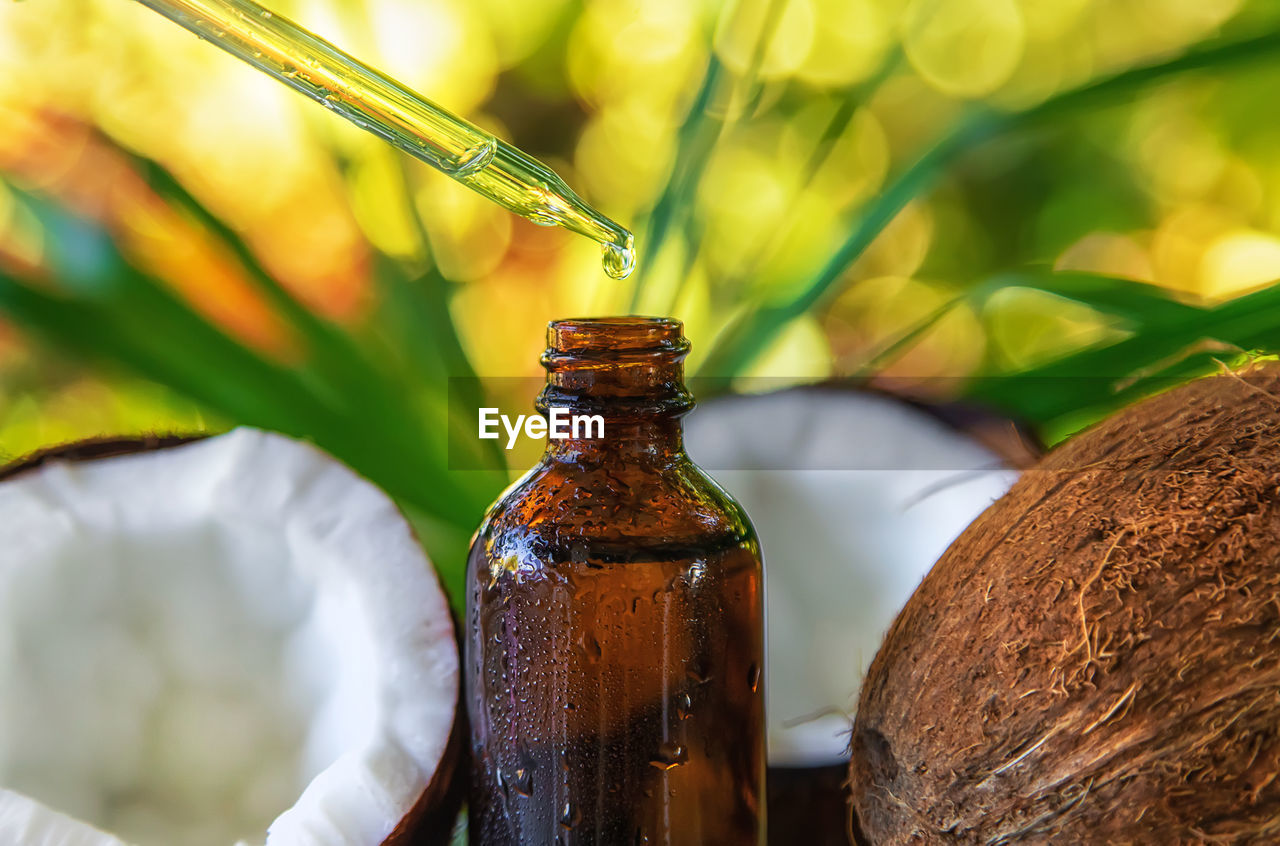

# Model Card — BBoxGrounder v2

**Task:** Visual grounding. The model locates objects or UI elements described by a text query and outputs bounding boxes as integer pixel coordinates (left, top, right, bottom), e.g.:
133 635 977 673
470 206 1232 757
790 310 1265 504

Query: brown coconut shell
1 434 467 845
849 364 1280 844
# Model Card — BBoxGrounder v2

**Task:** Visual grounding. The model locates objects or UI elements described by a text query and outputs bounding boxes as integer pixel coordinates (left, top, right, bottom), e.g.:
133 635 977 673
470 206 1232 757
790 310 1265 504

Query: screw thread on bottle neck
537 317 694 418
537 317 692 462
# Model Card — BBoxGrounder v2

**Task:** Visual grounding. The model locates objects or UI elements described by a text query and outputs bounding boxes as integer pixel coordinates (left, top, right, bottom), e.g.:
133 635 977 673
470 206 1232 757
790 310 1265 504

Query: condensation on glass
466 317 766 845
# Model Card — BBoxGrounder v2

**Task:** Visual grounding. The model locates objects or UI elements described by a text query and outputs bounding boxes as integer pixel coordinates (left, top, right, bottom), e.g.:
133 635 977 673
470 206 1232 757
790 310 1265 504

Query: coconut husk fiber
850 364 1280 845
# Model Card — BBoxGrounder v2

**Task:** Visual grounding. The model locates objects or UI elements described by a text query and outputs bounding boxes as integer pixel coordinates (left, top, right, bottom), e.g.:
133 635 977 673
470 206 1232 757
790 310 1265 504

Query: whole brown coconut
849 365 1280 845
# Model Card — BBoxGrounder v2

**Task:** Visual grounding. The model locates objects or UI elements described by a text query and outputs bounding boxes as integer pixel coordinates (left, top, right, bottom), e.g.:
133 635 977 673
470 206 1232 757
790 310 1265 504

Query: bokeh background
4 0 1280 590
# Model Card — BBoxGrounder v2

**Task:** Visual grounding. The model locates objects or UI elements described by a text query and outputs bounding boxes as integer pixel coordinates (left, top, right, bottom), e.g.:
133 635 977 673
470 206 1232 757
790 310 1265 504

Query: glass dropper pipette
132 0 636 278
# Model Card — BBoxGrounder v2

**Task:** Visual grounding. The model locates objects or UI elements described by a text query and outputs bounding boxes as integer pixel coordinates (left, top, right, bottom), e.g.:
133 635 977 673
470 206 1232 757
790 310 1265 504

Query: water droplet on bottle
559 802 581 831
649 741 688 770
512 766 534 796
675 691 692 720
510 741 538 796
747 662 761 692
259 8 272 17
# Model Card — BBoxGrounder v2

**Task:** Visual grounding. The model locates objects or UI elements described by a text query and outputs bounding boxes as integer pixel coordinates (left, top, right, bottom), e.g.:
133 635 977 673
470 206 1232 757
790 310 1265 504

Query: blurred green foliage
5 0 1280 599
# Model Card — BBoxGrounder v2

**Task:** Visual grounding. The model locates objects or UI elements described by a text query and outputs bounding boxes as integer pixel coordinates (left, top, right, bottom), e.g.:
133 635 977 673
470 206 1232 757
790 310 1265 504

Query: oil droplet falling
649 741 688 770
602 234 636 280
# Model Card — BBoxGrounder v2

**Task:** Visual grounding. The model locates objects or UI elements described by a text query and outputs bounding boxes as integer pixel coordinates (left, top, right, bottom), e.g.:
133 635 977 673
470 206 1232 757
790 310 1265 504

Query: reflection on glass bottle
466 317 765 845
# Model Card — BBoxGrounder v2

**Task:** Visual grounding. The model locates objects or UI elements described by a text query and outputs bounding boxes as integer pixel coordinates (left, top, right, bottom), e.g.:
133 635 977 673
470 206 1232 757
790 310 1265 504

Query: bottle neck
537 317 693 466
541 416 686 464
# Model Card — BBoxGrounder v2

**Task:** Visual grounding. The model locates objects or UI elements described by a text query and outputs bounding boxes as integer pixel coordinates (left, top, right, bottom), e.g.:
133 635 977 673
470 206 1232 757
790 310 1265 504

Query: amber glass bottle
465 317 765 845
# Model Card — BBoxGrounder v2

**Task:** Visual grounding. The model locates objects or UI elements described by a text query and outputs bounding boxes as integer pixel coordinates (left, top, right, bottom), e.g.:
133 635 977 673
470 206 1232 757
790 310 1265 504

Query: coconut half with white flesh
685 388 1023 767
0 429 462 846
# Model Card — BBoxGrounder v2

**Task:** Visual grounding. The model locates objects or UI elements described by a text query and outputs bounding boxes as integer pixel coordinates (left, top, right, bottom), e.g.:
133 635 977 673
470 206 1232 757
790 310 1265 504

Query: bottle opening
539 317 693 418
547 317 687 356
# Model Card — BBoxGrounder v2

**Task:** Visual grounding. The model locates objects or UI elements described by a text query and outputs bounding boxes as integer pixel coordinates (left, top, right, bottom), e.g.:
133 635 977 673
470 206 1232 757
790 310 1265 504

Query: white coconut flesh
0 428 458 846
685 389 1019 766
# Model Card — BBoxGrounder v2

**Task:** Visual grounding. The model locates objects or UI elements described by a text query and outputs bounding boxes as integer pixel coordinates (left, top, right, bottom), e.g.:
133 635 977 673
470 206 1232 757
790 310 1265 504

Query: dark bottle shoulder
475 455 757 557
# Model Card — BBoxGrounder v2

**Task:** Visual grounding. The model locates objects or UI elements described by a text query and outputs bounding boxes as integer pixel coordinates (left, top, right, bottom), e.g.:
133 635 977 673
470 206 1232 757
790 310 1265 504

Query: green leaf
665 46 905 315
979 271 1207 326
966 278 1280 427
697 28 1280 377
628 52 726 311
1 192 492 533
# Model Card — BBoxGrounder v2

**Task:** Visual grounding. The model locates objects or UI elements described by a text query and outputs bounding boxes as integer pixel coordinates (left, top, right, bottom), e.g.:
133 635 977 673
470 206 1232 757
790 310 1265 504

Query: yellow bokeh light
0 182 13 239
1134 100 1228 203
903 0 1026 98
1017 0 1093 41
992 27 1098 108
567 0 702 108
1201 229 1280 301
854 202 935 280
472 0 571 67
781 102 890 209
1055 232 1155 282
1090 0 1241 71
1212 158 1265 220
1150 204 1235 297
347 150 422 259
414 167 514 281
669 259 712 340
796 0 890 86
824 274 985 381
627 236 689 315
755 190 845 302
714 0 817 81
575 100 677 216
867 71 962 153
1135 0 1243 46
370 0 496 114
696 125 797 279
740 314 832 383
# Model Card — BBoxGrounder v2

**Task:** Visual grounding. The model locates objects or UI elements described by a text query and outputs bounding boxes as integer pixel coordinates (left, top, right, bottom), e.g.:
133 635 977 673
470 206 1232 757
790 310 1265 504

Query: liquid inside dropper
452 139 637 280
133 0 637 279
